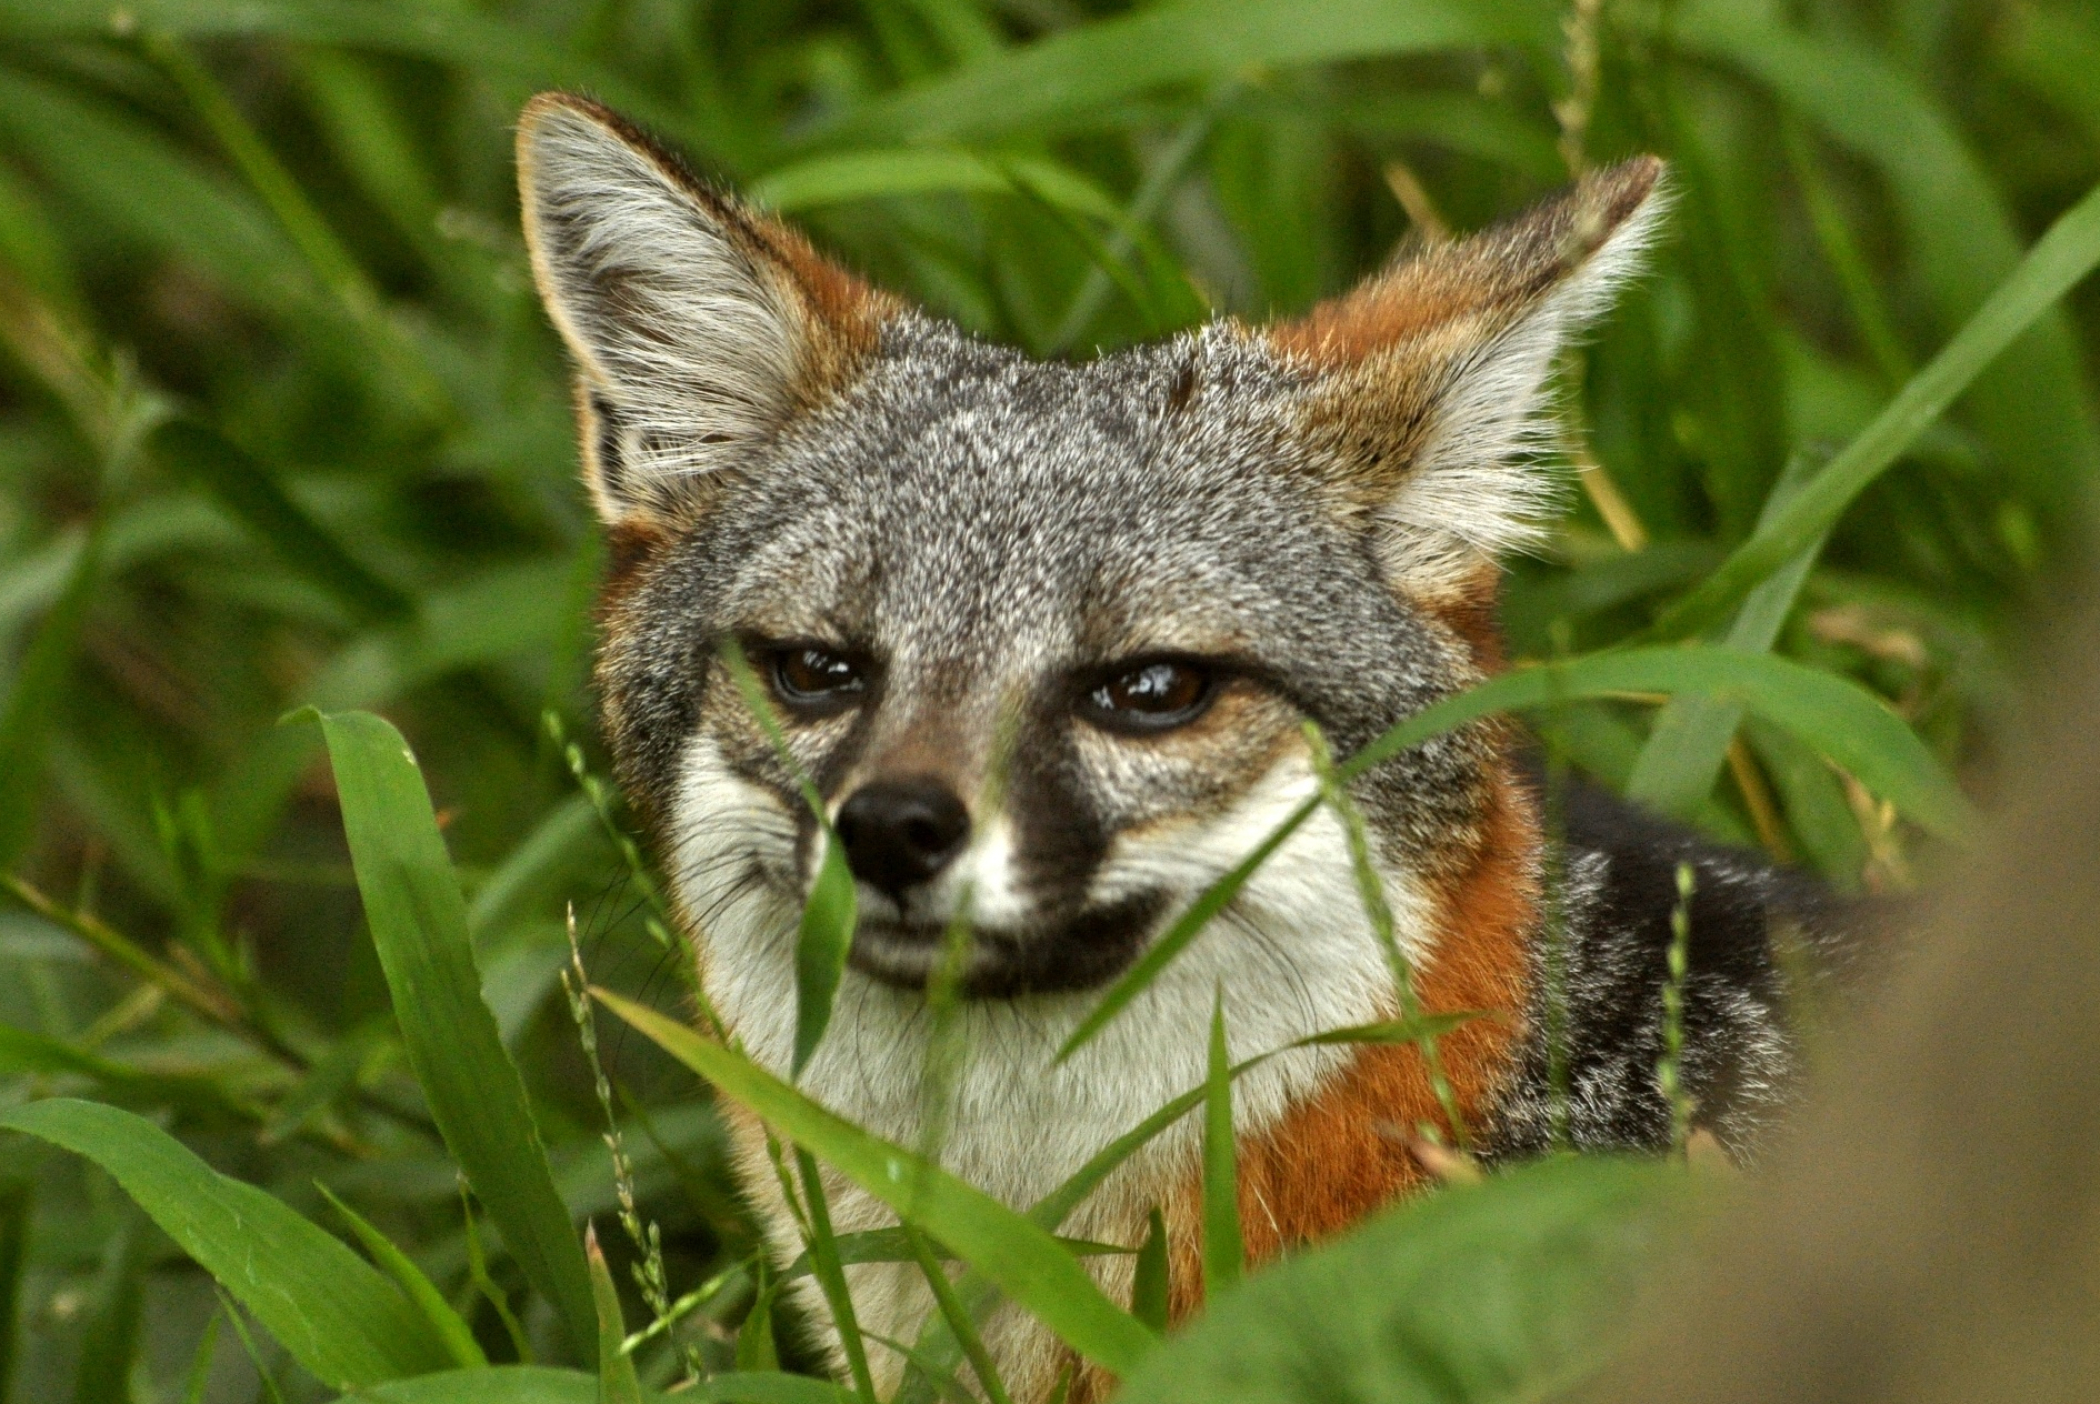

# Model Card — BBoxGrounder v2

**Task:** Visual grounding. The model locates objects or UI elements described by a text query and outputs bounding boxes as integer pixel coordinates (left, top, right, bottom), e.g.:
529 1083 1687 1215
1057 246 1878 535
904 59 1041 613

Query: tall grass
0 1 2096 1400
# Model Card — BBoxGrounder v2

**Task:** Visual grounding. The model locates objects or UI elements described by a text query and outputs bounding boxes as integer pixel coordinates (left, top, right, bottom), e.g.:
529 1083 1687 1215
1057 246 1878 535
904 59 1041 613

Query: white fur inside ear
519 102 803 520
1380 185 1667 598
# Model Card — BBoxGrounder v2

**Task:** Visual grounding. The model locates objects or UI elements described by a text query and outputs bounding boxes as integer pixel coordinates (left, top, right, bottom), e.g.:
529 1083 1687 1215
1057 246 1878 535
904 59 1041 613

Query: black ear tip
1584 155 1669 227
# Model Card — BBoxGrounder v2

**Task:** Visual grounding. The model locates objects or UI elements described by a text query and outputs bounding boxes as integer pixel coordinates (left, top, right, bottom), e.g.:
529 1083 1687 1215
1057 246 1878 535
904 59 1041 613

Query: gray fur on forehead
692 314 1471 722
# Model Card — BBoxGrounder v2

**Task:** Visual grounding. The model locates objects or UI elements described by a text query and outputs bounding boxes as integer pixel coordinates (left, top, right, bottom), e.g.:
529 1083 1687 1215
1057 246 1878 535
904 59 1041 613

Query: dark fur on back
1486 782 1870 1163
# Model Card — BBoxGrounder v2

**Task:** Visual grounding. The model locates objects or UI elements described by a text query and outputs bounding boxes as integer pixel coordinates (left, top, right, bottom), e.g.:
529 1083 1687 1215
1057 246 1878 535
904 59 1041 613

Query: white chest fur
667 739 1427 1396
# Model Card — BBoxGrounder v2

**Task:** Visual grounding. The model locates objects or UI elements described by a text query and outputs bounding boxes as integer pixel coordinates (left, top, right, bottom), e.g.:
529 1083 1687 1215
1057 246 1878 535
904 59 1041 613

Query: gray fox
517 92 1848 1399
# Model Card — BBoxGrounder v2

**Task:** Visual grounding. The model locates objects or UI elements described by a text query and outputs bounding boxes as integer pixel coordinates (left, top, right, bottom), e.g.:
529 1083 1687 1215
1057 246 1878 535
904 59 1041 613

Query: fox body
518 94 1842 1398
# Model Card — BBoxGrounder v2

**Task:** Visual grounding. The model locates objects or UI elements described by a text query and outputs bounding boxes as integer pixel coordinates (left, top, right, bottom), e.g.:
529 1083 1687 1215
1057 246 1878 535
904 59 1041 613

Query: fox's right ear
517 93 894 528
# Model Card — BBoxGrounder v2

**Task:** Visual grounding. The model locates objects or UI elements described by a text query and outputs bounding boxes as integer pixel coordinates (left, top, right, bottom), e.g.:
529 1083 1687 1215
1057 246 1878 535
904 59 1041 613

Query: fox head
517 92 1662 1025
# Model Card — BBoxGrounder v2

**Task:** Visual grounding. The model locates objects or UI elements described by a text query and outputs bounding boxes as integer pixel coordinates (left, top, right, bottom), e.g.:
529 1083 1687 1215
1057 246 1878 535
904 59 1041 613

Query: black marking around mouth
845 893 1166 998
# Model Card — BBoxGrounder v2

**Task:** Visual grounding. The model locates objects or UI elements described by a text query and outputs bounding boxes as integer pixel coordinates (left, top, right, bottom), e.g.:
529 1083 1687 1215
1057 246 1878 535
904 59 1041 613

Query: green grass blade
2002 4 2100 149
1113 1157 1681 1404
311 708 598 1361
0 1021 240 1113
780 1228 1130 1279
593 989 1160 1376
904 1224 1016 1404
587 1226 645 1404
1334 648 1973 839
154 420 411 623
794 838 857 1077
466 794 600 941
735 1265 780 1371
336 1366 613 1402
0 1178 26 1402
833 0 1550 142
1625 451 1829 818
71 1212 145 1404
794 1147 879 1403
1131 1208 1169 1335
0 0 707 164
1287 1013 1483 1049
754 150 1118 221
0 68 299 311
1680 4 2100 544
693 1373 871 1403
144 32 381 321
1028 1082 1212 1232
1744 717 1867 886
717 641 858 1075
1052 799 1319 1064
1201 992 1242 1300
0 519 100 871
315 1185 487 1371
1649 177 2100 641
179 1304 222 1404
0 1098 453 1388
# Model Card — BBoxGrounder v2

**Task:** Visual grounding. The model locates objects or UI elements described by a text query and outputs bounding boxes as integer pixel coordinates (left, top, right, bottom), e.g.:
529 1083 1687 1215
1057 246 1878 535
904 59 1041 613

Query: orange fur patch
1269 157 1662 371
1171 754 1541 1317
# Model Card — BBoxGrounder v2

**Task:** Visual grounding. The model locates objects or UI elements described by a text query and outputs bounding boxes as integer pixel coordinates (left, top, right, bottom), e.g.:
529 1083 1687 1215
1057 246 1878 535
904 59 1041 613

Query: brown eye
1083 660 1214 733
770 646 865 713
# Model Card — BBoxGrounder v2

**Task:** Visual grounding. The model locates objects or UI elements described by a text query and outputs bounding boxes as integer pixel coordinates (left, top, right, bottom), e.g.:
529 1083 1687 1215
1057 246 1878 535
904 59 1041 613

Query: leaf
0 517 100 872
338 1367 604 1403
780 1227 1132 1280
0 1178 27 1402
152 420 410 624
71 1212 146 1404
592 989 1160 1377
1052 797 1320 1064
1625 450 1829 818
0 0 706 165
1678 3 2100 544
0 1098 453 1389
794 837 858 1077
792 1147 878 1402
586 1226 643 1404
1201 992 1242 1300
465 794 601 942
752 150 1119 221
1132 1209 1169 1335
310 709 598 1361
692 1374 873 1403
715 641 859 1077
315 1184 487 1371
1642 177 2100 637
832 0 1552 142
1289 1013 1484 1049
736 1264 780 1372
0 1021 237 1113
904 1223 1016 1404
1115 1156 1682 1404
341 1366 848 1404
1356 649 1972 839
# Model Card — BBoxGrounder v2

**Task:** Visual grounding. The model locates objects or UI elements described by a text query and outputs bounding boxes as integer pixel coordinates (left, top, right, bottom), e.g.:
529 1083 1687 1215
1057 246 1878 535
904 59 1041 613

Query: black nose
833 778 970 899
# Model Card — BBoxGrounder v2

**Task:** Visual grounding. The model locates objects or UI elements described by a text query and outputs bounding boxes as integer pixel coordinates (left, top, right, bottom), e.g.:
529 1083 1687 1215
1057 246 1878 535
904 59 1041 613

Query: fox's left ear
1269 156 1666 602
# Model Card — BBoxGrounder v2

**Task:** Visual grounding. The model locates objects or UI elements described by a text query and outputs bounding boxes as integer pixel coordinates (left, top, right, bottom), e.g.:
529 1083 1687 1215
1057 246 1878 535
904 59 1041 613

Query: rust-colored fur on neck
1063 757 1544 1401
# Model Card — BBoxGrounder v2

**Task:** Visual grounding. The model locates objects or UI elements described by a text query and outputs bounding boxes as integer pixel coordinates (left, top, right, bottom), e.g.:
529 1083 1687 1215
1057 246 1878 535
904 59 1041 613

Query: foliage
0 0 2096 1400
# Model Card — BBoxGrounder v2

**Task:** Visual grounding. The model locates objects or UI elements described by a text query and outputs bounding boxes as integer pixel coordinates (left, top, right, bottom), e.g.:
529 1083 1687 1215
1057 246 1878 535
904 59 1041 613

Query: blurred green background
0 0 2095 1398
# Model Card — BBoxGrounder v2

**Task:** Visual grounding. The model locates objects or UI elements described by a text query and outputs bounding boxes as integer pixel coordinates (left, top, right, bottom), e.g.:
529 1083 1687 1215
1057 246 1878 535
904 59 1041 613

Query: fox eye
1083 661 1214 734
769 646 866 714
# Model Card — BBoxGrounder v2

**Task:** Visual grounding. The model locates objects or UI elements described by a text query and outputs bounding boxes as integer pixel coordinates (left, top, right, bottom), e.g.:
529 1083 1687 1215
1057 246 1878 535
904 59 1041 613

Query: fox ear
517 93 894 527
1270 156 1666 601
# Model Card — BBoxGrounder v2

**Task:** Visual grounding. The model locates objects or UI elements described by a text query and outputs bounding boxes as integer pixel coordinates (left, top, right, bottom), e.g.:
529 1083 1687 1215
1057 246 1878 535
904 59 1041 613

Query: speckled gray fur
601 312 1494 904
